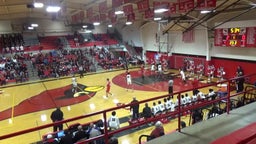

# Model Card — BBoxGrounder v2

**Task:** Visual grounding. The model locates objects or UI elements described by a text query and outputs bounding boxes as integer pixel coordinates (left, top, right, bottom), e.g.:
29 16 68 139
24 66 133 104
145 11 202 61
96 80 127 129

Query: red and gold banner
123 4 133 16
99 1 107 14
182 29 194 43
137 0 149 12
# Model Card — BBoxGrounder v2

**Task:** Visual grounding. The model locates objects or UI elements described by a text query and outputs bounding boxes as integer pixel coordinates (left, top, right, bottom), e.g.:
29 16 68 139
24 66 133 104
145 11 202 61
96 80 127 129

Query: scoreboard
214 27 256 47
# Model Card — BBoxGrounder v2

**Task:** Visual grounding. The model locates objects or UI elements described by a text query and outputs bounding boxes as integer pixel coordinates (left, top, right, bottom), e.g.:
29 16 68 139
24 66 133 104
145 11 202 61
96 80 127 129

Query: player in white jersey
71 75 77 93
126 72 133 91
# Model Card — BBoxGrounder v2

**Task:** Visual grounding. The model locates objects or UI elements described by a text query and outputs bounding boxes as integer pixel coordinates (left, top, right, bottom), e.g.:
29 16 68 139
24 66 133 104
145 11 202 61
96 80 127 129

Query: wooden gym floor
0 68 233 144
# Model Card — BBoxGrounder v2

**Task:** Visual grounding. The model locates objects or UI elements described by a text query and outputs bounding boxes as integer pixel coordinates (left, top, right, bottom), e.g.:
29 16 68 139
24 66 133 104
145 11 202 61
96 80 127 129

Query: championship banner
108 10 115 19
112 0 123 8
197 0 206 9
111 16 117 24
137 0 149 12
206 0 216 8
169 3 177 14
144 8 154 19
79 11 84 19
100 14 107 21
93 15 100 22
127 13 135 22
86 7 93 18
99 1 107 14
182 29 194 43
153 1 169 10
186 0 195 10
178 0 186 13
123 4 133 16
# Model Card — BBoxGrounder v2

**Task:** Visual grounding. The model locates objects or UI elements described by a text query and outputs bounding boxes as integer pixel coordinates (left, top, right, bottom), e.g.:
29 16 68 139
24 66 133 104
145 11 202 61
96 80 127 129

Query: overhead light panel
82 25 87 28
126 21 132 25
108 24 112 28
200 10 211 14
33 2 44 8
85 30 92 33
28 26 34 30
93 22 100 26
115 10 124 15
46 6 61 13
31 24 38 27
154 17 162 21
154 8 168 14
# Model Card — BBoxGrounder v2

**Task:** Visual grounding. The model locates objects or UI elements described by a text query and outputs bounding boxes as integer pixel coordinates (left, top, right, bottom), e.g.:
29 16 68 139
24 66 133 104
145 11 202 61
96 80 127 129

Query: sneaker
103 96 108 99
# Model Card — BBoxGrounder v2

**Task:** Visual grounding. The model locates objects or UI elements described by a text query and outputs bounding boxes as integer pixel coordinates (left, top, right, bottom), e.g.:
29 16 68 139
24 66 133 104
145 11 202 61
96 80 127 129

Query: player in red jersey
105 78 112 98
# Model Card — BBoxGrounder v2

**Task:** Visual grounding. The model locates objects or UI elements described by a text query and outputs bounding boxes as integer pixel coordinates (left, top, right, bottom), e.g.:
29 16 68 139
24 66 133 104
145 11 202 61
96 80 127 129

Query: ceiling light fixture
93 22 100 26
126 21 132 25
154 17 162 21
154 8 168 14
46 6 61 13
28 26 34 30
200 10 211 14
108 24 112 28
82 25 87 28
31 24 39 27
33 2 44 8
115 10 124 15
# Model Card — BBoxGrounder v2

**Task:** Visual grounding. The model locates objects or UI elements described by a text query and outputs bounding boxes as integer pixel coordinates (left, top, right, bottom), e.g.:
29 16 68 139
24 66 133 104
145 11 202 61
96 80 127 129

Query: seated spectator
44 134 59 144
192 109 203 124
88 123 102 144
181 95 187 106
142 103 152 119
108 111 120 131
108 136 118 144
73 125 87 143
59 130 73 144
148 121 165 141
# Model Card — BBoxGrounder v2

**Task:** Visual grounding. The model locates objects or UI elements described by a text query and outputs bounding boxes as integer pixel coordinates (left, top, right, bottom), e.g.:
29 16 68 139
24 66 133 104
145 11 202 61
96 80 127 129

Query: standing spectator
130 97 139 120
108 111 120 131
142 103 152 119
50 107 64 132
168 78 174 94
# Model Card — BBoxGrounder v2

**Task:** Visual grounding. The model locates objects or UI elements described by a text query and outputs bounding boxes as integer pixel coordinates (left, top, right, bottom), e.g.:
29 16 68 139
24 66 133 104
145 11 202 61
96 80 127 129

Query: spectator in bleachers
192 109 203 124
208 89 217 100
88 123 102 144
108 136 118 144
108 111 120 131
73 125 87 143
59 130 73 144
142 103 152 119
148 121 165 141
44 134 59 144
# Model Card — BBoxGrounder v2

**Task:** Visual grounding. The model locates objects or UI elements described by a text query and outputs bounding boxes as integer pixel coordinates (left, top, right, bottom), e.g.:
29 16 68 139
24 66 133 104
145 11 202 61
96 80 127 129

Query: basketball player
71 75 77 93
180 68 186 83
105 78 112 98
126 72 133 91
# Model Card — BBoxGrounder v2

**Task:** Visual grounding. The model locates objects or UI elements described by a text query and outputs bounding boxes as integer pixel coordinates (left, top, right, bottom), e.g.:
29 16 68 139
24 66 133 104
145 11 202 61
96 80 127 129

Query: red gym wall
146 51 256 83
